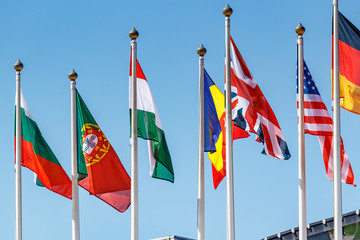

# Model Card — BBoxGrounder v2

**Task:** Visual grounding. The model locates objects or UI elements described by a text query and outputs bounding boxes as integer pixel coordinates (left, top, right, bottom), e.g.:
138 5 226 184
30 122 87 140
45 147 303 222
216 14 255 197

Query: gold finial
197 44 207 56
129 27 139 39
68 69 78 81
14 59 23 71
223 4 233 17
295 23 305 35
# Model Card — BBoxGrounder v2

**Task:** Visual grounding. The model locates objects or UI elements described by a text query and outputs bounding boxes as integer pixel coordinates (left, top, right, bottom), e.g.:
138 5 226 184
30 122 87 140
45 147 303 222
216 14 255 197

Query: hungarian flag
76 90 131 212
15 91 72 199
230 36 291 160
204 70 249 189
333 12 360 114
129 56 174 183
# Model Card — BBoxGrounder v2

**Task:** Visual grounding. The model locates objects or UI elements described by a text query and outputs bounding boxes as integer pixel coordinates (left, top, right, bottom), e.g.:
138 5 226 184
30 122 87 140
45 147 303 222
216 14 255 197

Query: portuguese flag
129 57 174 183
15 91 72 199
333 12 360 114
76 89 131 212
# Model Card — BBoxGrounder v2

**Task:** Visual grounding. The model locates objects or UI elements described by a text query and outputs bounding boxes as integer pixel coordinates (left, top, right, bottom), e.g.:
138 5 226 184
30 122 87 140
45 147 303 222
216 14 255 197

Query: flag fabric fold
15 91 72 199
333 12 360 114
230 36 291 160
204 69 249 189
129 57 174 183
76 89 131 212
298 61 356 186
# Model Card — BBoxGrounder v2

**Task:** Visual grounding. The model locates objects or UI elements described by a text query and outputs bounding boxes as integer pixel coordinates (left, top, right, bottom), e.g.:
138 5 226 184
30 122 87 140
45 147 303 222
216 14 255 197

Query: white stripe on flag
230 42 257 88
341 151 350 183
17 90 35 121
304 123 333 132
147 140 156 177
129 77 163 129
256 114 286 159
301 108 331 117
303 94 325 102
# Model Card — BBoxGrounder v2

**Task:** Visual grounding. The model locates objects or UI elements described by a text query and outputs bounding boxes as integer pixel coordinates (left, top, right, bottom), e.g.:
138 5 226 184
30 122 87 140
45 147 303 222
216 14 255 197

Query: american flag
297 61 356 186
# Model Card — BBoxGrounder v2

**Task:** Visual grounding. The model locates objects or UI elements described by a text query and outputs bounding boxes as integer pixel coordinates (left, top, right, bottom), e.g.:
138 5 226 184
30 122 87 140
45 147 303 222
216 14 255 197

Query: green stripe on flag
130 110 157 139
151 128 174 182
130 109 174 182
76 89 99 178
15 107 62 167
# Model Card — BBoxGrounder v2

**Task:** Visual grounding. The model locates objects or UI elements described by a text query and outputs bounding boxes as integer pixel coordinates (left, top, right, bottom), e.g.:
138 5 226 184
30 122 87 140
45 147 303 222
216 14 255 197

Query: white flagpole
129 27 139 240
14 59 23 240
197 44 207 240
332 1 342 239
296 23 307 240
69 69 80 240
223 4 235 240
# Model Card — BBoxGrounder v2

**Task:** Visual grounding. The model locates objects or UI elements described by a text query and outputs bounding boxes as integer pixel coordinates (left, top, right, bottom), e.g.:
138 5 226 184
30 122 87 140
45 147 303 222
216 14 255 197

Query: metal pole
223 4 235 240
296 23 307 240
14 59 23 240
69 69 79 240
332 1 342 239
197 44 207 240
129 27 139 240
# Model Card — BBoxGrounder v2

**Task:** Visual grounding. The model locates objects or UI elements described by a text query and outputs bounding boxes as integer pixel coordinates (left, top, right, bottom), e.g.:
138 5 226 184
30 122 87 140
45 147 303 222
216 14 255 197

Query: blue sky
1 0 360 239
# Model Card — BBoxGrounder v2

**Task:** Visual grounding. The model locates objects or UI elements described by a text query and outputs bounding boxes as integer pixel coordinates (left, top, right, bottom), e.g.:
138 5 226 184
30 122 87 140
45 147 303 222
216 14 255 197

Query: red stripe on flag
303 101 328 110
129 51 147 80
211 112 249 189
304 116 333 125
321 136 331 176
17 137 72 199
339 40 360 86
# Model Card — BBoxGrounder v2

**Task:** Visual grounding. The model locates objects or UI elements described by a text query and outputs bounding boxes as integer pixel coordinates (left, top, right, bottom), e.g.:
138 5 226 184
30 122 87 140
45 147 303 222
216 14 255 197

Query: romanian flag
204 69 222 154
204 70 249 189
333 12 360 114
76 90 131 212
15 91 72 199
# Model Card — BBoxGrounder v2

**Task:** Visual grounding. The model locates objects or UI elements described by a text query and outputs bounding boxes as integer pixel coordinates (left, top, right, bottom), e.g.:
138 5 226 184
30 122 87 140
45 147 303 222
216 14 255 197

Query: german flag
333 12 360 114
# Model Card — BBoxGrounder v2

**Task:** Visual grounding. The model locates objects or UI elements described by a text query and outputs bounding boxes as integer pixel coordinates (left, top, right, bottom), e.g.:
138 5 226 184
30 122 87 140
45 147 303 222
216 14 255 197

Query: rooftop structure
263 209 360 240
150 235 194 240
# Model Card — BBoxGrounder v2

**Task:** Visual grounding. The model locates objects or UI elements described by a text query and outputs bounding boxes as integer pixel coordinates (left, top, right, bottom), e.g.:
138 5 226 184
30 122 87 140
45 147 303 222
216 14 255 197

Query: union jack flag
230 36 291 160
297 61 356 186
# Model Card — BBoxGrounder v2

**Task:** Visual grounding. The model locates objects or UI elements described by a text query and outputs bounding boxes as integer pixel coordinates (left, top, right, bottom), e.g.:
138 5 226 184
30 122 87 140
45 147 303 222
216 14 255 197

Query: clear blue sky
1 0 360 239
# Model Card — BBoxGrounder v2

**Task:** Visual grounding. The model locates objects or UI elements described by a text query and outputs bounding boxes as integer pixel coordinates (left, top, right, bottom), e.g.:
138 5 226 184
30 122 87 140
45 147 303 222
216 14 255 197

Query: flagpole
14 59 23 240
223 4 235 240
129 27 139 240
296 23 307 240
197 44 207 240
332 1 342 239
69 69 80 240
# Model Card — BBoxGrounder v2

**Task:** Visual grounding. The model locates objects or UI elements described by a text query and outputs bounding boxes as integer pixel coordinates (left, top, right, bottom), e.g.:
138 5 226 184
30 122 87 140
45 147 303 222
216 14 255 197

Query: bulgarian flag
15 91 72 199
129 57 174 183
76 89 131 212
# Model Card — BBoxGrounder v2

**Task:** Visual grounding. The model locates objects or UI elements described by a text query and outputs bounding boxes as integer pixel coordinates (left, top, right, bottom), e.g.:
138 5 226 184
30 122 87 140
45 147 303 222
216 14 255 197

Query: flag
333 12 360 114
76 90 131 212
298 61 356 186
129 57 174 182
230 36 291 160
204 69 222 153
204 70 249 189
15 91 72 199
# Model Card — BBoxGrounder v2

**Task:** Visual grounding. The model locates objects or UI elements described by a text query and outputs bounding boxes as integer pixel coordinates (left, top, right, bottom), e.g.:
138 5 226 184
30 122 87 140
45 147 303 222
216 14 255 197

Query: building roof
149 235 194 240
262 209 360 240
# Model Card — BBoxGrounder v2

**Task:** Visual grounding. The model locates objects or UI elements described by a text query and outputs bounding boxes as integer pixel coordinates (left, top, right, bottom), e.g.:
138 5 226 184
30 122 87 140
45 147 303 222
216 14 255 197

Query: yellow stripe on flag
207 84 225 171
